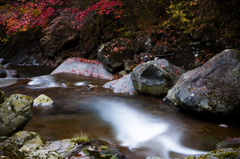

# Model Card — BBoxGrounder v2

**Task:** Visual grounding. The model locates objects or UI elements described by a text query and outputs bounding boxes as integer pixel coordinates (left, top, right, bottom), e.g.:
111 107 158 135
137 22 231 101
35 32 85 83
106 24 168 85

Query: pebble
219 124 228 128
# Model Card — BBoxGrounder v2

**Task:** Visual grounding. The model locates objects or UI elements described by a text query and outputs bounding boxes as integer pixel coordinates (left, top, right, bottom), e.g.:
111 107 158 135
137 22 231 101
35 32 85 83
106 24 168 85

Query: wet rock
24 150 62 159
11 131 44 151
0 64 7 78
0 94 33 136
166 49 240 118
218 124 228 128
51 57 115 80
186 147 240 159
5 69 20 78
146 157 162 159
216 137 240 149
44 139 81 158
82 144 126 159
131 59 185 96
103 74 137 95
33 94 54 106
97 38 139 73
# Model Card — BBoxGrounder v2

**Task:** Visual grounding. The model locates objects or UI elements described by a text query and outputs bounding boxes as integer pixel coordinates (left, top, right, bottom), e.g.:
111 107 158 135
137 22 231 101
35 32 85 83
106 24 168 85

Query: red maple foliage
1 0 122 35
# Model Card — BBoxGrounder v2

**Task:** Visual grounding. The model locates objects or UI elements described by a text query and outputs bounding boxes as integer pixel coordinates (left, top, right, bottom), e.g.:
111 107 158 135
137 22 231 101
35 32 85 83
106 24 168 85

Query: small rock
219 124 228 128
34 94 54 106
118 70 127 76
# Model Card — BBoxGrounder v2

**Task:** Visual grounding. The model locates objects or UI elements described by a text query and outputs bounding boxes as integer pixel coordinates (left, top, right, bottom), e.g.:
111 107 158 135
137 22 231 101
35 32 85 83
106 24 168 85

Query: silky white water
94 99 207 159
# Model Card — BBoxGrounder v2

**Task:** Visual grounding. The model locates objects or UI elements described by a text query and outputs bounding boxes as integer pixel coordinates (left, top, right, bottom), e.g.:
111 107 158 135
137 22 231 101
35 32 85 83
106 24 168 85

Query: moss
70 132 89 144
188 148 240 159
0 89 6 104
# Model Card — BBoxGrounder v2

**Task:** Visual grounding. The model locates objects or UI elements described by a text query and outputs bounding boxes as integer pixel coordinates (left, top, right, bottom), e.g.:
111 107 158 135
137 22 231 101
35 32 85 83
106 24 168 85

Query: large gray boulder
0 94 33 136
166 49 240 118
98 38 139 73
51 57 115 80
131 59 185 96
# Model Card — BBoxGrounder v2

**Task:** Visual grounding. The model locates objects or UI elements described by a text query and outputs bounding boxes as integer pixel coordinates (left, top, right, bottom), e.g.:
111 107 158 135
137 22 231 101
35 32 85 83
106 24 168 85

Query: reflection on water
1 66 240 159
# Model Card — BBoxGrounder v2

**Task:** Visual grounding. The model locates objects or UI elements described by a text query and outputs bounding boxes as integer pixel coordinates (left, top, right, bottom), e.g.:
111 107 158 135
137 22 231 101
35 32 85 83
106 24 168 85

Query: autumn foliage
0 0 122 37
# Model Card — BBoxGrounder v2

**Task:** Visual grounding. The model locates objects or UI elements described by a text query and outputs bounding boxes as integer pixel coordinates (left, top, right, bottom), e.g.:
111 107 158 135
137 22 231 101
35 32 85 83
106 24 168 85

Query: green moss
0 89 6 104
188 148 240 159
70 132 89 144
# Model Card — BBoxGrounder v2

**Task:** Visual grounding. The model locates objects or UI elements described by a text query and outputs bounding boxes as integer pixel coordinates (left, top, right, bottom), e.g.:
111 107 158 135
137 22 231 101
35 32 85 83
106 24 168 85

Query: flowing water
2 65 240 159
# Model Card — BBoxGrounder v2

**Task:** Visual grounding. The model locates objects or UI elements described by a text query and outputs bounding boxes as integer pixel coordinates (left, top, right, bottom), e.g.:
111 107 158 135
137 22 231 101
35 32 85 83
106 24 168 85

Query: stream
2 65 240 159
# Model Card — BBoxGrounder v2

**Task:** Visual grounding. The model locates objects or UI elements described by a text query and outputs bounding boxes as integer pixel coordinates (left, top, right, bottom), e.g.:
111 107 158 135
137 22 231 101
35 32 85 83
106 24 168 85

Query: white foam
93 99 207 159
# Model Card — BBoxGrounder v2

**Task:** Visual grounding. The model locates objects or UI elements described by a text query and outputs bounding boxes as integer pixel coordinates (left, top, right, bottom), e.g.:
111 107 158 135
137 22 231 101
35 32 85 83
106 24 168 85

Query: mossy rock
186 147 240 159
0 89 6 104
11 131 45 151
33 94 54 106
0 94 33 136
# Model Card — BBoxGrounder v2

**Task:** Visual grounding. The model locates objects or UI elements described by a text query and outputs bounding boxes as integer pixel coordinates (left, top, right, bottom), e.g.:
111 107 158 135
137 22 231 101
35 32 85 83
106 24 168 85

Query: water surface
1 66 240 159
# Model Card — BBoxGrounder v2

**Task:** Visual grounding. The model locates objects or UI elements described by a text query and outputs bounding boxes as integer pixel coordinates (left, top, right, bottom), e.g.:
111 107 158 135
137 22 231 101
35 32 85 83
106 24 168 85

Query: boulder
97 38 139 73
33 94 54 106
131 59 185 96
186 147 240 159
0 64 7 78
103 74 137 95
166 49 240 118
51 57 115 80
0 94 33 136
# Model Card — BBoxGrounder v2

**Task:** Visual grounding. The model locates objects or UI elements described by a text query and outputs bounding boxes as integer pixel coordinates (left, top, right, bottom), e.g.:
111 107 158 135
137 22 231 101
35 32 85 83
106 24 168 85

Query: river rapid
2 65 240 159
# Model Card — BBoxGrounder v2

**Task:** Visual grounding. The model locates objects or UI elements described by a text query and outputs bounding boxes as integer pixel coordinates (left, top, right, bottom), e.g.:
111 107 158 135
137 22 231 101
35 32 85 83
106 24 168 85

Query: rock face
166 49 240 118
98 38 140 73
33 94 54 106
0 94 33 136
51 57 115 80
0 64 7 78
131 59 185 96
103 74 137 95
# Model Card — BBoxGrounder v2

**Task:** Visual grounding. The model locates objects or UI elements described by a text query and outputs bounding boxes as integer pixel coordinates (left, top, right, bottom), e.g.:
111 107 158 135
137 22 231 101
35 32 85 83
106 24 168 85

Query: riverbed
1 65 240 159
